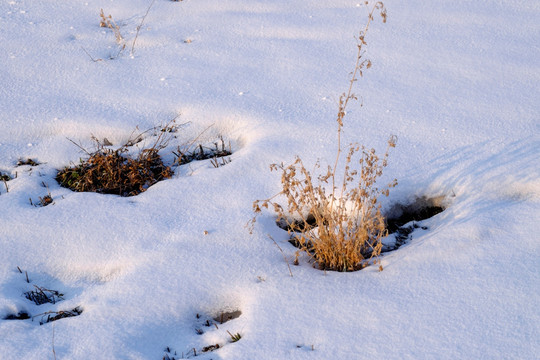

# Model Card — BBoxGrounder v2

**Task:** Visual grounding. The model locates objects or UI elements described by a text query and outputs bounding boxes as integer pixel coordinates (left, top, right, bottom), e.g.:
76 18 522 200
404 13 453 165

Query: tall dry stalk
131 0 157 55
251 2 394 272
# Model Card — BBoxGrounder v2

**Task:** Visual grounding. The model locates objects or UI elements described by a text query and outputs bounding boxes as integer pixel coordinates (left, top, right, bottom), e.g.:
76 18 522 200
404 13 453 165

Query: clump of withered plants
173 136 232 167
252 2 394 272
56 131 172 197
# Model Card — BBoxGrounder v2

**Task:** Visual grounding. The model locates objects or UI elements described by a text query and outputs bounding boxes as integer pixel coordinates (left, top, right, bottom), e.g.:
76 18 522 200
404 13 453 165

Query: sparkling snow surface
1 1 538 359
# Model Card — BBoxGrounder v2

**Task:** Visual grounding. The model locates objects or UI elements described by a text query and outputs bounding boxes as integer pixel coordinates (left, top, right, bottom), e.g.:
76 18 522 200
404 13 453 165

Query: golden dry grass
252 2 393 272
57 131 173 197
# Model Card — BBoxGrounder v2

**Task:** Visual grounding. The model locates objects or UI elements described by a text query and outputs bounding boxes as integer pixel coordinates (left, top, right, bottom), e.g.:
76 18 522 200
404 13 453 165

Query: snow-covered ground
1 0 539 359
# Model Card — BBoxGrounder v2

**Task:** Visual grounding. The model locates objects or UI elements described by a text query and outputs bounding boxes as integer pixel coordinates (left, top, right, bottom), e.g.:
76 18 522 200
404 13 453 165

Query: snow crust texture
1 0 539 359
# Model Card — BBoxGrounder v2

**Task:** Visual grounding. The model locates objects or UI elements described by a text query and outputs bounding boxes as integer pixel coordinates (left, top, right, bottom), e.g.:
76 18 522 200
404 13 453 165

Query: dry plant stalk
251 2 393 272
34 307 83 325
100 9 126 52
131 0 157 55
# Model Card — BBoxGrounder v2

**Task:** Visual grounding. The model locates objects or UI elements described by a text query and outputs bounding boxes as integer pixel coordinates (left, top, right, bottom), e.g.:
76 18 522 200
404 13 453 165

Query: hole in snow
3 311 30 320
382 195 446 252
385 195 446 233
213 309 242 324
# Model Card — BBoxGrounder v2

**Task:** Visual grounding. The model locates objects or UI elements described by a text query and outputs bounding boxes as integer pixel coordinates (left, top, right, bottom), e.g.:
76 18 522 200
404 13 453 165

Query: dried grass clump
256 139 396 272
173 135 232 166
252 2 393 272
24 285 64 305
56 132 172 197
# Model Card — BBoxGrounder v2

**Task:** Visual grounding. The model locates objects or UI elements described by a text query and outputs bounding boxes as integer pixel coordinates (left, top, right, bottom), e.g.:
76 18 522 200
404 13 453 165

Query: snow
1 0 539 359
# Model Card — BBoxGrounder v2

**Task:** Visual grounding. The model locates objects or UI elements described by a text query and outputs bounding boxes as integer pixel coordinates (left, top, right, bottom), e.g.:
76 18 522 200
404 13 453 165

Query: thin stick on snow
52 322 57 360
131 0 157 55
81 46 103 62
268 235 293 277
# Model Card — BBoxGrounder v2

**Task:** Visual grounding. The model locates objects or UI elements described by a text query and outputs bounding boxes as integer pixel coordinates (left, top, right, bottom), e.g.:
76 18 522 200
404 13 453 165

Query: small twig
52 322 57 360
131 0 157 55
25 271 30 283
268 235 293 277
17 266 22 273
66 137 92 156
81 46 103 62
330 1 385 208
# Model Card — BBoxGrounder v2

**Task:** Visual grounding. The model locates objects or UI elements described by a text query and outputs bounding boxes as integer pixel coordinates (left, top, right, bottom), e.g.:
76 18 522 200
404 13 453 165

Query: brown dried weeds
251 2 393 272
56 130 172 197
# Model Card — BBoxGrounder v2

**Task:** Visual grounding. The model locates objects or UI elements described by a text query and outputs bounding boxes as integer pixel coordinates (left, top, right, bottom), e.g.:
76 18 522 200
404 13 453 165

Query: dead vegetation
30 194 53 207
55 120 232 195
162 347 178 360
3 268 81 325
162 308 242 358
91 0 157 60
99 9 125 48
173 136 232 166
227 330 242 343
0 171 11 182
1 171 10 194
56 130 173 197
251 2 392 272
30 182 54 207
17 158 40 167
33 307 83 325
24 285 64 305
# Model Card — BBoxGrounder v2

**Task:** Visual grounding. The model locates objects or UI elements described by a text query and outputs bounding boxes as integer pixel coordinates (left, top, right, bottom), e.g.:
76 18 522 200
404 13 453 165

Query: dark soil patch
277 213 317 232
382 196 446 252
213 309 242 324
385 196 445 233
